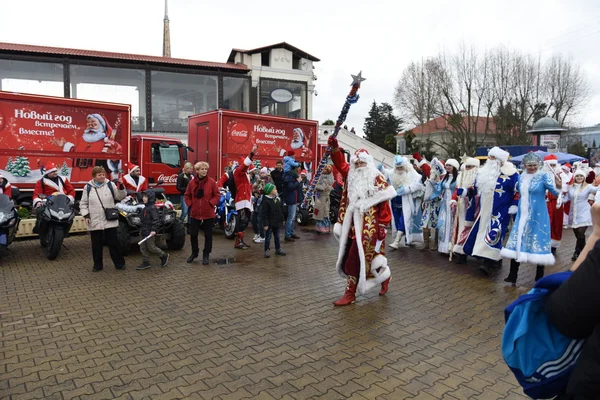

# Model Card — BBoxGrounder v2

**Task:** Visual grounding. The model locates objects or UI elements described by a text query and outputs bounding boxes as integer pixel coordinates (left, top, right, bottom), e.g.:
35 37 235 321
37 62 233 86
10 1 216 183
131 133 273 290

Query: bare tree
543 55 591 126
394 44 592 156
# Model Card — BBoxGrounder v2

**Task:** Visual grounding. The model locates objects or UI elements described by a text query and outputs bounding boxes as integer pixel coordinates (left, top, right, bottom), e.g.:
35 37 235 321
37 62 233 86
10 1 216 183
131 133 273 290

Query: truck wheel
45 227 65 260
166 219 186 250
224 215 237 239
296 209 310 226
116 220 131 256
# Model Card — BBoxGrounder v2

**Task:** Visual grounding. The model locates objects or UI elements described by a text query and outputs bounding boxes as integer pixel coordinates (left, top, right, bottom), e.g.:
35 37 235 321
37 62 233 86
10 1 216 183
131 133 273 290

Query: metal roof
0 42 249 72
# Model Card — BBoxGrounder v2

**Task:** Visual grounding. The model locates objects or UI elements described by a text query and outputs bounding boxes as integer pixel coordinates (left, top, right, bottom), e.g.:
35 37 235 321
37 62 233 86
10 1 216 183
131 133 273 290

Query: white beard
459 168 478 188
290 139 303 150
476 160 501 193
389 170 410 189
348 166 383 207
83 128 107 143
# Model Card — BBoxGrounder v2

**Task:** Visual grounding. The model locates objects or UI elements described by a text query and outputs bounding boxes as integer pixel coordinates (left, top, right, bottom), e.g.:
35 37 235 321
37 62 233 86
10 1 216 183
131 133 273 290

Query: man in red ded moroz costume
123 164 148 193
51 114 123 182
32 162 75 208
328 136 397 306
233 144 259 250
543 154 567 253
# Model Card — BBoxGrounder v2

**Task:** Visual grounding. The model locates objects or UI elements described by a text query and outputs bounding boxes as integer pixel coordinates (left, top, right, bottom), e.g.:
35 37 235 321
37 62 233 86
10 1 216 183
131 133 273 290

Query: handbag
94 186 119 221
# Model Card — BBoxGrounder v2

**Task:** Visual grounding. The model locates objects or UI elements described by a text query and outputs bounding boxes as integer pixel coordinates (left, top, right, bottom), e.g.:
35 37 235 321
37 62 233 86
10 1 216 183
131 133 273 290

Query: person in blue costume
463 147 519 275
378 155 424 249
501 152 563 284
434 159 460 254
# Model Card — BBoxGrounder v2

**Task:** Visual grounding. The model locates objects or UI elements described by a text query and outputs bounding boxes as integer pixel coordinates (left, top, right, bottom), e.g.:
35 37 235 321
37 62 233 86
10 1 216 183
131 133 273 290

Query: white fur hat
464 157 480 167
488 147 510 163
574 169 587 178
446 159 460 171
350 148 374 165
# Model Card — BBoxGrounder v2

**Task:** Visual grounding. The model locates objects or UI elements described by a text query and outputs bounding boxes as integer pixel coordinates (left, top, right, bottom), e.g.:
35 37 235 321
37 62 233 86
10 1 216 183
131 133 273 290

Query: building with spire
163 0 171 57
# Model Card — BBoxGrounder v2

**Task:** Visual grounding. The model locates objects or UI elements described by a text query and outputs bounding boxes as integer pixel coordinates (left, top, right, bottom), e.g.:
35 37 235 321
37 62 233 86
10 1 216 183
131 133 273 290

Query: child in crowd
137 190 169 270
261 183 286 258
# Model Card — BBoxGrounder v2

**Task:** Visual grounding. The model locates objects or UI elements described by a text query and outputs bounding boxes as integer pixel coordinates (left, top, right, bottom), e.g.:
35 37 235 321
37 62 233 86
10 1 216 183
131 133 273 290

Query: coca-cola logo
158 174 178 183
230 123 249 144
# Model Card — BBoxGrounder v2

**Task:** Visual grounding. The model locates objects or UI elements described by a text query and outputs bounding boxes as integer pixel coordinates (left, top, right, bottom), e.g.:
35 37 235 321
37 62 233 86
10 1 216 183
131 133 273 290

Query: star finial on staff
351 71 366 86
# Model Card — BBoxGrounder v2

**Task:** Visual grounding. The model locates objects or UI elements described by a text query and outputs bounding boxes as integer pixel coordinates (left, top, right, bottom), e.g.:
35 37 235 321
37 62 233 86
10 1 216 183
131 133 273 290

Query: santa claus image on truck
50 113 123 181
289 127 313 159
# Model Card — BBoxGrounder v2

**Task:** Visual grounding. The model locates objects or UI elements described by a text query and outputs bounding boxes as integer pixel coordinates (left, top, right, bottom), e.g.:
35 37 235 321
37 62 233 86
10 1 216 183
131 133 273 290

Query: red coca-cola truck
187 110 319 179
0 91 187 203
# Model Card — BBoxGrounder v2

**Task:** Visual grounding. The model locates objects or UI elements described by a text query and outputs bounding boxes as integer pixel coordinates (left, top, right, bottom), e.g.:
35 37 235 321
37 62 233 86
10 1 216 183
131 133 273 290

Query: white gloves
508 205 518 215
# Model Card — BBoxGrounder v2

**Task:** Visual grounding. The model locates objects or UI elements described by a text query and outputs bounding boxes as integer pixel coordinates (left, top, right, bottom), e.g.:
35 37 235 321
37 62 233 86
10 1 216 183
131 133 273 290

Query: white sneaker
252 234 259 242
257 237 265 243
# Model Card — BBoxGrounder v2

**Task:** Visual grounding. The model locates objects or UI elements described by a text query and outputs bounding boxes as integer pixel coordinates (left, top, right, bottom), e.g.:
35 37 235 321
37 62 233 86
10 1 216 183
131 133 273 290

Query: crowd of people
370 146 600 286
17 139 599 294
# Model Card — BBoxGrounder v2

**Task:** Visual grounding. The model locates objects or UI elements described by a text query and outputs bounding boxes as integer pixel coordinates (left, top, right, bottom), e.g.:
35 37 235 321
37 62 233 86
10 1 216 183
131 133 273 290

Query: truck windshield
151 143 181 168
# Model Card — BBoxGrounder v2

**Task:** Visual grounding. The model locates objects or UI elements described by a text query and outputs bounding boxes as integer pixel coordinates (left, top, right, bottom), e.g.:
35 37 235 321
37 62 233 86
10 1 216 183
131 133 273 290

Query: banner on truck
0 99 126 184
223 116 316 162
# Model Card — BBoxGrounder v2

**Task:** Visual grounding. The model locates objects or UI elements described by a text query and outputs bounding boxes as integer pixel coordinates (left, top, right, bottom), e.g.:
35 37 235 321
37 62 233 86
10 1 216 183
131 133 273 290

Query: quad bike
115 184 185 256
34 193 76 260
214 188 238 239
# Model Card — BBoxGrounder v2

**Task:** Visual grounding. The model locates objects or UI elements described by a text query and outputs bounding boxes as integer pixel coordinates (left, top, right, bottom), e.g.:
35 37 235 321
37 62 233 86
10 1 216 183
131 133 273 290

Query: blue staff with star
301 72 366 209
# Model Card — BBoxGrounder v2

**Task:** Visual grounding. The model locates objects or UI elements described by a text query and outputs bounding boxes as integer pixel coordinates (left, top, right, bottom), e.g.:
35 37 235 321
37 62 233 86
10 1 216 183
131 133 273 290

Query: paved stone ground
1 224 578 400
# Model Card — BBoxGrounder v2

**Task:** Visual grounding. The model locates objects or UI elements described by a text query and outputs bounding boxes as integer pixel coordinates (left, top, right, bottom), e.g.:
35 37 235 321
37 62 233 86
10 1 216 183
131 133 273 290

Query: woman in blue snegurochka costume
420 158 445 251
500 152 563 284
433 159 460 254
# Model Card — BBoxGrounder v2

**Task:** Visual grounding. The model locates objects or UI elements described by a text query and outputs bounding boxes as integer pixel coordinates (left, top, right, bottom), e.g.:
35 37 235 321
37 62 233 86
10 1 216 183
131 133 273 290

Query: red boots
334 277 357 306
379 277 391 296
234 232 249 249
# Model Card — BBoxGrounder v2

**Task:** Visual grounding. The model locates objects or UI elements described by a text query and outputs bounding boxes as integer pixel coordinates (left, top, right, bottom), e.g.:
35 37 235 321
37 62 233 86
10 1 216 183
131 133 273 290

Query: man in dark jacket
261 183 286 258
136 190 169 270
270 160 285 195
545 203 600 398
282 166 303 242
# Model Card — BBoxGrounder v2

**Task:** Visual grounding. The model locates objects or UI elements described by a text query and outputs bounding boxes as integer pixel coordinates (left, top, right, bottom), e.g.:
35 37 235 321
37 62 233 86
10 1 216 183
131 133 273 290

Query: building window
151 71 217 133
222 77 249 112
0 59 63 97
397 138 406 154
260 79 306 119
70 65 146 131
261 52 270 67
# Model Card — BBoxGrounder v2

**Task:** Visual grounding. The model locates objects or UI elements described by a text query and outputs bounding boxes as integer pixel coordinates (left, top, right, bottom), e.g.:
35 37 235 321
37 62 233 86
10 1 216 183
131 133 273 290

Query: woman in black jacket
177 162 193 223
545 203 600 398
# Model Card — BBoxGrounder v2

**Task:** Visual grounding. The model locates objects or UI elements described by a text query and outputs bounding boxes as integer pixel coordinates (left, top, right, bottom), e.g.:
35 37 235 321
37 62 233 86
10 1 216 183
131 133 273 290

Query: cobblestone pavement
1 225 578 400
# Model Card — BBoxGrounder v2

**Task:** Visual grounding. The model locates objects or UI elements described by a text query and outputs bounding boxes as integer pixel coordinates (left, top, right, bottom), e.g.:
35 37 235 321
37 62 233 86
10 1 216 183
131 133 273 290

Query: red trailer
0 91 130 202
188 110 319 179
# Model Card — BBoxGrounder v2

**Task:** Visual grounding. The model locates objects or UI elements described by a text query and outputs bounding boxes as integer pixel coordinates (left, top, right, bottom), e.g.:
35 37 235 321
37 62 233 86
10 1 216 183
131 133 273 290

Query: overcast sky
1 0 599 135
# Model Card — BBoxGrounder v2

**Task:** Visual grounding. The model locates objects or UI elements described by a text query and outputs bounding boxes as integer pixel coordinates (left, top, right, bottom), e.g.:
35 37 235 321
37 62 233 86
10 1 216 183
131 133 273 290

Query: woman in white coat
567 169 599 260
79 166 127 272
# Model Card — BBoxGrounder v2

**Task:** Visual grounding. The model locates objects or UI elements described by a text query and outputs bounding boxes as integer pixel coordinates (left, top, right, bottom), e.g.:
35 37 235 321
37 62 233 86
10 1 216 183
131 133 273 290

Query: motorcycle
35 193 76 260
214 188 238 239
0 189 22 254
115 182 185 255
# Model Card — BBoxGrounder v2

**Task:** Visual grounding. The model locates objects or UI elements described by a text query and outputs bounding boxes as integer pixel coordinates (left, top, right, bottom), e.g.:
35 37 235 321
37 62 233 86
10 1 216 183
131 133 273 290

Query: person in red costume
233 144 259 249
412 152 431 178
50 114 123 183
0 173 12 199
328 136 397 306
123 164 148 193
32 162 75 208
